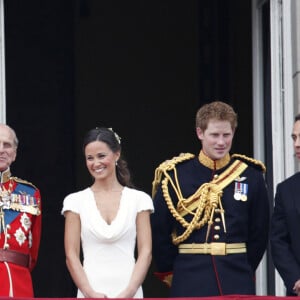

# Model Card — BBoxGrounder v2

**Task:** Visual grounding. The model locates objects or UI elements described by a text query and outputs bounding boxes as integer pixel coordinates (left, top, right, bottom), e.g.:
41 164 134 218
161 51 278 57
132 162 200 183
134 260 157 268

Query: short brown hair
295 114 300 122
195 101 238 131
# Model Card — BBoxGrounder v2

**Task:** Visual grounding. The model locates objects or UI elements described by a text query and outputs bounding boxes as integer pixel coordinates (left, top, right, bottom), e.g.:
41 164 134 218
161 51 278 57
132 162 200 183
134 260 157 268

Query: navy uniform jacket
270 172 300 296
151 152 270 297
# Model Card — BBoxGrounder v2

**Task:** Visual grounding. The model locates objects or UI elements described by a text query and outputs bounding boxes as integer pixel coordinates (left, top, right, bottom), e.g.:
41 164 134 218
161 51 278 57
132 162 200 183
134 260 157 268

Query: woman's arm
117 210 152 298
64 211 107 298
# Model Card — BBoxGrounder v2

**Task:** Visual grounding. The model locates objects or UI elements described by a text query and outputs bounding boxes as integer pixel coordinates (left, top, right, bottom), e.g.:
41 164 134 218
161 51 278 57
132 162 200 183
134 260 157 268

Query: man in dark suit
271 114 300 296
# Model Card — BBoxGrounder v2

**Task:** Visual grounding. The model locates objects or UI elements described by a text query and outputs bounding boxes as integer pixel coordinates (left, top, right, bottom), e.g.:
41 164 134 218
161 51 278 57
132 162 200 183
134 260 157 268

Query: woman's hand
115 288 135 298
88 290 108 298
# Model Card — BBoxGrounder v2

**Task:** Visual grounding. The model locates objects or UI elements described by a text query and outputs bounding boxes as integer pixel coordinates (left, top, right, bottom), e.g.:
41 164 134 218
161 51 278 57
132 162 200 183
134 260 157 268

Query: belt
178 242 247 255
0 249 29 267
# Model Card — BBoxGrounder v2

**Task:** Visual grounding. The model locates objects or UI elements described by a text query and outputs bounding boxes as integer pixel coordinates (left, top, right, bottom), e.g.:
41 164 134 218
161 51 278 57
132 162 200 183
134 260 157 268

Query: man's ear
12 148 17 162
196 127 203 140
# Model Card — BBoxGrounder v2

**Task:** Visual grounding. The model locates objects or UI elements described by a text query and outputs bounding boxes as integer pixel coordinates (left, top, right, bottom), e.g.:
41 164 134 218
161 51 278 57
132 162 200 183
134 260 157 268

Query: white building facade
252 0 300 296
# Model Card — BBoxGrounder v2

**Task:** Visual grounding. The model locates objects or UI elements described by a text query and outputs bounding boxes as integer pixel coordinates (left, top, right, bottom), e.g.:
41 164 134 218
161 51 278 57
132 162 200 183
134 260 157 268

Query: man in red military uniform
0 123 41 297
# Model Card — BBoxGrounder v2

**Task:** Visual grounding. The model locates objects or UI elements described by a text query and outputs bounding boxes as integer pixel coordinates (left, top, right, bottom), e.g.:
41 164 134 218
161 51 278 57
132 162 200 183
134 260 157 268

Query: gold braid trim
170 160 247 244
166 181 221 245
153 154 248 245
152 153 195 198
231 154 266 173
199 151 230 170
12 177 39 190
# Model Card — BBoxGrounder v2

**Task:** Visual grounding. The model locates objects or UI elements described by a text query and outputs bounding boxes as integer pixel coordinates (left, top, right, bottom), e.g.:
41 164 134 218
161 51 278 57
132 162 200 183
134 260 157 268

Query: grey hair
0 124 19 148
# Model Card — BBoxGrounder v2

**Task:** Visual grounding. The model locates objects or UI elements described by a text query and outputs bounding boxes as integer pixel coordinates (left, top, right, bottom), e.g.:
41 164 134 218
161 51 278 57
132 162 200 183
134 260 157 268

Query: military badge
20 213 31 231
14 227 26 246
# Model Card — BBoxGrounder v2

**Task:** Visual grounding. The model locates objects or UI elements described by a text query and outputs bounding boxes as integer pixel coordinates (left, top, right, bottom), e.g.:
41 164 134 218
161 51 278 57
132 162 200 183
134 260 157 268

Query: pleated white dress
62 187 154 298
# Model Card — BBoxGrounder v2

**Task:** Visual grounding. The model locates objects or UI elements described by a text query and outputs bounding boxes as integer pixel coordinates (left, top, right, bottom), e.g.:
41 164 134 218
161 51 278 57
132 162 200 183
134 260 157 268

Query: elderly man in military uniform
0 124 41 297
151 101 270 297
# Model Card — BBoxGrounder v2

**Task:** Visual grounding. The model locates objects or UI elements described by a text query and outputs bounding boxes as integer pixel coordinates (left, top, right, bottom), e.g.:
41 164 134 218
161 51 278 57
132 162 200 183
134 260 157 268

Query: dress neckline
89 186 126 226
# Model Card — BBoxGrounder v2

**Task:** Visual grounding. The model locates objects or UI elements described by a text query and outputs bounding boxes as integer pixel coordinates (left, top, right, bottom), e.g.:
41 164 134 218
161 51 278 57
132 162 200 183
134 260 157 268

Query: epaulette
152 153 194 197
231 154 266 173
11 177 38 190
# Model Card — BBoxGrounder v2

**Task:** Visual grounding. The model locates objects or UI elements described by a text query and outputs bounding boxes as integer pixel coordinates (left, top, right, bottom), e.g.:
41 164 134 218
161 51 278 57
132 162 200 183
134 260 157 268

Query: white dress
62 187 154 298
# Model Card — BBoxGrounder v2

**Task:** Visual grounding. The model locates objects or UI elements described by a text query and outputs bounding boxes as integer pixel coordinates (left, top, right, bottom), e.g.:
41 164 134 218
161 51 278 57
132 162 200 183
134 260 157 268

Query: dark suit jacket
271 172 300 295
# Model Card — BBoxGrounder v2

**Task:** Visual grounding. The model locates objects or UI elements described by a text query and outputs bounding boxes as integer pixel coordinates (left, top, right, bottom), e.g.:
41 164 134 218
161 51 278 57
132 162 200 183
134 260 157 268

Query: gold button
214 225 220 230
213 234 220 240
214 174 219 179
215 218 221 222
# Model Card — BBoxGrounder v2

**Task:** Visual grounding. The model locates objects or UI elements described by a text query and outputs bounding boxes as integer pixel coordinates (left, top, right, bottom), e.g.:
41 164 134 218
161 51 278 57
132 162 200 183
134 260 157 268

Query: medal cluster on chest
0 192 38 209
0 179 40 215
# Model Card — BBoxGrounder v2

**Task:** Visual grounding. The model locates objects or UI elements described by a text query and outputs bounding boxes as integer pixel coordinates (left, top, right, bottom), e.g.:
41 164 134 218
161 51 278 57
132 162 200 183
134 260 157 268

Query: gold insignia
199 151 230 170
152 153 195 198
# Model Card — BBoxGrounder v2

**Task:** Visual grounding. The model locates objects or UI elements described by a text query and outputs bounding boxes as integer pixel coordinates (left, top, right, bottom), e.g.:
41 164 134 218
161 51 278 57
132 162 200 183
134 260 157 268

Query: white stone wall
291 0 300 169
291 0 300 115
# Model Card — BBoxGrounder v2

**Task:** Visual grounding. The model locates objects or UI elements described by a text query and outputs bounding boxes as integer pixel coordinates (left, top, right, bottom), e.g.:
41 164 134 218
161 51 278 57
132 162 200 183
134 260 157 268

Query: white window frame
252 0 268 294
252 0 295 296
0 0 5 123
270 0 295 296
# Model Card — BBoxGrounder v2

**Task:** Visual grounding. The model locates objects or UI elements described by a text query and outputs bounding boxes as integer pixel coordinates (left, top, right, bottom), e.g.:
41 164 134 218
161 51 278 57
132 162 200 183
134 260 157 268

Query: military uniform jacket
0 169 41 297
271 172 300 296
151 152 270 297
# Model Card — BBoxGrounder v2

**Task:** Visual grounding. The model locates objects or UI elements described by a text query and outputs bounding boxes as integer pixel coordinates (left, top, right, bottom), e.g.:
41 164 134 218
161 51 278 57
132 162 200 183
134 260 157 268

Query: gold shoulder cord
231 154 266 173
152 154 248 245
152 153 195 198
12 177 39 189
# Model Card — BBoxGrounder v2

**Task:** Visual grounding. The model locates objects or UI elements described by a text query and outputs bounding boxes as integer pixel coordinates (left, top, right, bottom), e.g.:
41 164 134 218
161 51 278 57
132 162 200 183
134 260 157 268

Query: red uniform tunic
0 169 41 297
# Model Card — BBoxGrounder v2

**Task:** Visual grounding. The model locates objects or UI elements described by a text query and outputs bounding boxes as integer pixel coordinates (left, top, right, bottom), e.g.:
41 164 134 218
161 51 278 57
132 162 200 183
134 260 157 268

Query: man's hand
293 279 300 296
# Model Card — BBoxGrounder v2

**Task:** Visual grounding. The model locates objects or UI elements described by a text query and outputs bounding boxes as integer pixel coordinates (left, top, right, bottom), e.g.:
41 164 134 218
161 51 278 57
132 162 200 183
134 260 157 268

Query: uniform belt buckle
211 242 226 255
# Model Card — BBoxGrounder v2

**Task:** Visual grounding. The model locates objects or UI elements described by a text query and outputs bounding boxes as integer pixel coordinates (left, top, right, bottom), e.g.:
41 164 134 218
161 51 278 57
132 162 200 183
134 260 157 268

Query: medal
234 182 242 201
0 191 11 208
234 181 248 201
0 179 13 208
234 192 241 200
241 194 247 201
240 182 248 202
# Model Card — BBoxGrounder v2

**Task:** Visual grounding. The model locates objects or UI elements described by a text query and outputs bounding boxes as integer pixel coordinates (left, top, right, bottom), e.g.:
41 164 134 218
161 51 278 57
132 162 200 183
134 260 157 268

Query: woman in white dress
62 127 153 298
